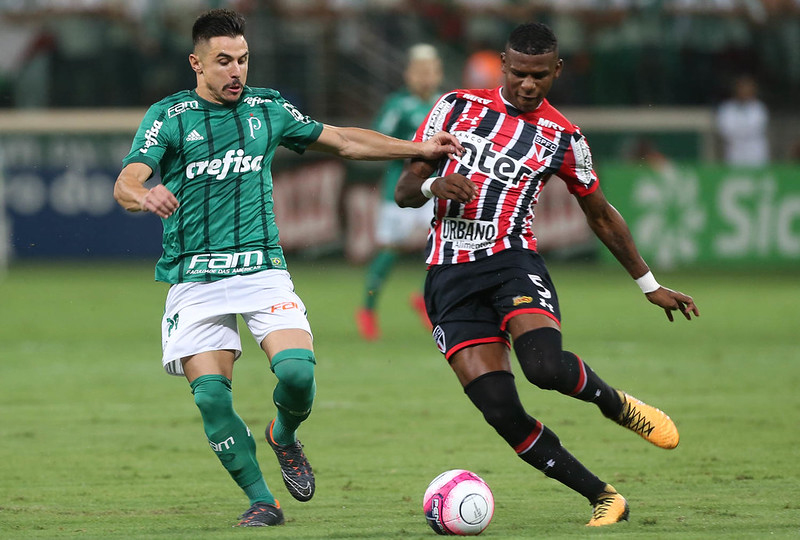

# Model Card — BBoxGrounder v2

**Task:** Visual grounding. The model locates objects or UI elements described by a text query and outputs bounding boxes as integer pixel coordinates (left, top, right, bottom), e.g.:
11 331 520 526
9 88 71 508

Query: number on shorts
528 274 554 313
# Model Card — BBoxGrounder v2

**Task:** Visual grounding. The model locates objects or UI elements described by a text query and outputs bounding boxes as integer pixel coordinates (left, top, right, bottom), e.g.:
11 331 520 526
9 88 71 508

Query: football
422 469 494 536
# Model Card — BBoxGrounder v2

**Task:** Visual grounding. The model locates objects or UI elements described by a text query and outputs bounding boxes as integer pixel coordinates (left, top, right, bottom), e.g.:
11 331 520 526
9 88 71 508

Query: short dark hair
192 9 246 47
506 22 558 56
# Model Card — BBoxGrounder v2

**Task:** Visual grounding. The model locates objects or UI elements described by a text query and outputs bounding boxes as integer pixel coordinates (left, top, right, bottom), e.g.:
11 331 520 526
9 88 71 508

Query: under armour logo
459 112 482 127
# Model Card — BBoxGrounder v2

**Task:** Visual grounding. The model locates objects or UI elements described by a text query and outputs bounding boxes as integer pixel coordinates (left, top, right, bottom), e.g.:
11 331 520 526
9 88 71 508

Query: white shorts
375 199 433 246
160 270 312 376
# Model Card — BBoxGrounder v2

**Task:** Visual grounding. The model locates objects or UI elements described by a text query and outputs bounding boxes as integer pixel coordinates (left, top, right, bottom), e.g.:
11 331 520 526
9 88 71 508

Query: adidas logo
186 130 204 142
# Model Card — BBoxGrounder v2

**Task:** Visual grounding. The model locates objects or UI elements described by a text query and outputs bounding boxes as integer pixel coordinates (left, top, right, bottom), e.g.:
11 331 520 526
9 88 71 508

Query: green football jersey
373 89 439 202
123 86 323 283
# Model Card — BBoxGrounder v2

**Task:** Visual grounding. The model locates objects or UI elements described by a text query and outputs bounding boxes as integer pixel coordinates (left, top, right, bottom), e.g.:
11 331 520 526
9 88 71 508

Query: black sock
515 422 608 501
465 371 606 500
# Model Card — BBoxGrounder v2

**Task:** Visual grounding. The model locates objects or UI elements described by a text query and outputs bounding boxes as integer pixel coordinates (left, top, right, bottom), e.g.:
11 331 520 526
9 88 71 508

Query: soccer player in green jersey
356 44 443 341
113 8 462 528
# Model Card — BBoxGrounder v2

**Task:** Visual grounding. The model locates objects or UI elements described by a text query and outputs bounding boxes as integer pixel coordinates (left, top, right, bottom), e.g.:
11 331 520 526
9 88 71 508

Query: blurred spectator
715 74 770 166
355 43 443 341
462 48 504 89
788 138 800 162
632 138 674 173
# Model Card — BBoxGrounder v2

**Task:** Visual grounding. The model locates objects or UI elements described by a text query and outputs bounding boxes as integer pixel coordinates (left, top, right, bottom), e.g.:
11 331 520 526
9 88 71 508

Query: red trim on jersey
569 355 588 396
514 420 544 455
445 336 510 361
499 308 561 331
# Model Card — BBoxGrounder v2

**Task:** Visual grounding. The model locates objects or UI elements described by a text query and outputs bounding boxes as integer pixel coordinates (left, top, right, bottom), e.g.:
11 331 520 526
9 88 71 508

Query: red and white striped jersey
414 87 599 266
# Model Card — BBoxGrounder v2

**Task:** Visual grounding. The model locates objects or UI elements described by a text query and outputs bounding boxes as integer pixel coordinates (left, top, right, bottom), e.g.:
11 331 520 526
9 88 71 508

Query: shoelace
619 399 655 437
239 503 280 523
592 495 616 519
281 442 311 476
239 506 266 523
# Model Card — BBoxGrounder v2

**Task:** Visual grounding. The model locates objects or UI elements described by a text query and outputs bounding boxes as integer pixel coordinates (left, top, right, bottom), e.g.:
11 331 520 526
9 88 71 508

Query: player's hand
422 131 464 161
645 287 700 322
431 173 478 204
140 184 179 218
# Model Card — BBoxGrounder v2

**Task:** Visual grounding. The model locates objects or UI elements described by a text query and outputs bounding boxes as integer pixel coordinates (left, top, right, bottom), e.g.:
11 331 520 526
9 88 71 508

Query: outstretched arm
576 187 700 322
113 162 179 219
308 125 462 162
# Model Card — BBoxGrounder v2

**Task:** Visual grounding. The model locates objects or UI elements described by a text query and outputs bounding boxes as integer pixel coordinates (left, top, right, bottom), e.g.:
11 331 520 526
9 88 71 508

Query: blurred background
0 0 798 270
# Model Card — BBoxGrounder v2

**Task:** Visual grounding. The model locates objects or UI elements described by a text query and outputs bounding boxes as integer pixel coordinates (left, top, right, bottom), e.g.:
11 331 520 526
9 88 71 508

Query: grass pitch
0 259 798 539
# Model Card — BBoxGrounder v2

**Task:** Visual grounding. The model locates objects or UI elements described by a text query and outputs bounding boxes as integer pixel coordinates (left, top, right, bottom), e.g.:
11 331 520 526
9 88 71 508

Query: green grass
0 259 798 539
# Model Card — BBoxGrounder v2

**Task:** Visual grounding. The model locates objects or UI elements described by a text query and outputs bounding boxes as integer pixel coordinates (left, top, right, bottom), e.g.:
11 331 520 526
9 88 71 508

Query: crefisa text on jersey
139 119 163 154
185 149 264 180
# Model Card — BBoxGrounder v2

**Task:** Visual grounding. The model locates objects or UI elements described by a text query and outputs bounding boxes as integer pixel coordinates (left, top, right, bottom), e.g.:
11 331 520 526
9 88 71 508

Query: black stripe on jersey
473 112 505 223
445 196 462 218
258 103 273 255
508 175 546 251
441 203 455 262
444 99 468 133
543 131 572 177
455 161 472 178
232 112 246 248
176 114 188 279
202 110 215 281
425 233 434 263
473 109 501 139
508 121 538 161
477 176 503 223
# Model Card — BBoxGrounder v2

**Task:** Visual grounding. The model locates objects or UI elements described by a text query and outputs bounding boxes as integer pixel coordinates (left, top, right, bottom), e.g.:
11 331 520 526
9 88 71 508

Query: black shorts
424 249 561 360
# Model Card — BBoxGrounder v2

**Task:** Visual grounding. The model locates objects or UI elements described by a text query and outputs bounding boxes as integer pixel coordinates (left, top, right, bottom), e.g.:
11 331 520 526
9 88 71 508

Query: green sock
191 375 275 505
270 349 316 446
364 250 397 310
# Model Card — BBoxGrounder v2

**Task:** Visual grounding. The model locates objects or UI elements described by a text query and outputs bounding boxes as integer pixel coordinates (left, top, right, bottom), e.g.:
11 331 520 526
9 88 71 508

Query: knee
272 349 316 393
473 385 520 427
191 375 233 418
277 361 315 393
464 371 538 447
513 327 564 390
465 372 526 427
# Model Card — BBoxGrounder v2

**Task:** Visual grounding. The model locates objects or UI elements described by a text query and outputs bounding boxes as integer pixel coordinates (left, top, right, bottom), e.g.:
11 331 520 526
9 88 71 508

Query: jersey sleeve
414 92 455 143
276 98 324 154
556 129 599 196
122 103 174 173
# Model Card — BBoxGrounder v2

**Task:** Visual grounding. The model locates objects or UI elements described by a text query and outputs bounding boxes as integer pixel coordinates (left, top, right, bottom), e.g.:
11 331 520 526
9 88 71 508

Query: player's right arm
114 162 179 219
115 101 180 219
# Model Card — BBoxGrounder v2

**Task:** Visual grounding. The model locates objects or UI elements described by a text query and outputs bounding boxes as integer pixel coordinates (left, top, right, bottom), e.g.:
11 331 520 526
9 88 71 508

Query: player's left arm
576 187 700 322
308 125 462 162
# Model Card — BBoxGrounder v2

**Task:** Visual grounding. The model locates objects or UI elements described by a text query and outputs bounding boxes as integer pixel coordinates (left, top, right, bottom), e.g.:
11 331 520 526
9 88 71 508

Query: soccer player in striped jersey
396 22 700 527
113 9 462 528
356 43 443 341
